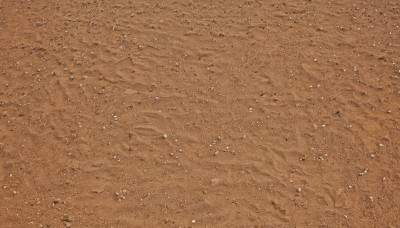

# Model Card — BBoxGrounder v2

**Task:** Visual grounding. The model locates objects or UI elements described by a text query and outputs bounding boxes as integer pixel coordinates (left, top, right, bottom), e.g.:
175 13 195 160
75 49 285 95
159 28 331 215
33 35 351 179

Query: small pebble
358 168 368 176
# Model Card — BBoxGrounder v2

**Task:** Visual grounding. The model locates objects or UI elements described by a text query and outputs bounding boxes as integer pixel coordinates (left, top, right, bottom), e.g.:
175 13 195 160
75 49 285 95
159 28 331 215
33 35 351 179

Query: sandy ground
0 0 399 227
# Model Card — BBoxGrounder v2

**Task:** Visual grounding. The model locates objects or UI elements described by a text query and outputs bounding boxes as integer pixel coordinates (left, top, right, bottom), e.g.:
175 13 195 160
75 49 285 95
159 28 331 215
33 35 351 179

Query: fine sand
0 0 399 227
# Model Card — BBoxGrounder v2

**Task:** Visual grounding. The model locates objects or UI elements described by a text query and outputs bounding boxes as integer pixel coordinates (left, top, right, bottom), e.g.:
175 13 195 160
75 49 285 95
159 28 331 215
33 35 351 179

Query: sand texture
0 0 400 227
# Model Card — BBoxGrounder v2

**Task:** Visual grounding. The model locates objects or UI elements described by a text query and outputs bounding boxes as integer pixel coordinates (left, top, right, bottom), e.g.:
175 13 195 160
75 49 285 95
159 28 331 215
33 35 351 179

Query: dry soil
0 0 400 227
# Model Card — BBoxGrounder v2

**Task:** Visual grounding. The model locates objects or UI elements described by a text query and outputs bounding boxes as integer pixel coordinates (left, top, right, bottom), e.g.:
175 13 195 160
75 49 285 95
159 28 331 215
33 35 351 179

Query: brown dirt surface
1 0 400 227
